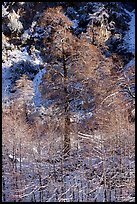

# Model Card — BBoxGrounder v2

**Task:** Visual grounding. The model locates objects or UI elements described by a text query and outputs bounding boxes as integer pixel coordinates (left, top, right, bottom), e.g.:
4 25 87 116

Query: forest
2 2 135 202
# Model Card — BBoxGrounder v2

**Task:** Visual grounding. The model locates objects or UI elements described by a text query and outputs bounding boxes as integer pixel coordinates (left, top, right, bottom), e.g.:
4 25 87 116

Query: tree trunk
62 44 71 157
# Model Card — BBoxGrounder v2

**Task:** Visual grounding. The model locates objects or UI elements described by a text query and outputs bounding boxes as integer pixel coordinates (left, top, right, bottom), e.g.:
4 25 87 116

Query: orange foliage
39 6 72 28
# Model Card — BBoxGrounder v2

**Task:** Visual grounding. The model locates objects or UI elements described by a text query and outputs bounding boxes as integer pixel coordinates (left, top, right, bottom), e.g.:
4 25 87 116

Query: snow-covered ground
2 68 11 101
2 48 31 101
124 58 135 70
2 46 46 107
33 68 46 106
124 9 135 54
123 8 135 89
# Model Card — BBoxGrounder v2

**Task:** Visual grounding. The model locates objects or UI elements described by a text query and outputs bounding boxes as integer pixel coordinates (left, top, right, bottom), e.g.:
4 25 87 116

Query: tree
38 6 102 156
10 74 34 122
39 7 74 156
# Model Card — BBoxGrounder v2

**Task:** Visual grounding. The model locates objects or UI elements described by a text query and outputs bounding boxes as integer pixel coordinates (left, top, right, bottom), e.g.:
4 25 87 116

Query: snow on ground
124 58 135 70
124 9 135 54
33 67 46 106
2 45 47 107
2 68 11 101
71 19 79 29
123 8 135 80
70 111 93 123
2 48 32 100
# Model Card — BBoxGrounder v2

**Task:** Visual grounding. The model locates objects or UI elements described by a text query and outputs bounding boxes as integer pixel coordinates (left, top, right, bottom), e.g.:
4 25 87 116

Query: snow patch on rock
33 68 46 106
2 43 46 107
124 9 135 54
71 19 79 29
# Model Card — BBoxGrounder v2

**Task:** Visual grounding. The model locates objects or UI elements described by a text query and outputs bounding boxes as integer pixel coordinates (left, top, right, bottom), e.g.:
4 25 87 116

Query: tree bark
62 44 71 157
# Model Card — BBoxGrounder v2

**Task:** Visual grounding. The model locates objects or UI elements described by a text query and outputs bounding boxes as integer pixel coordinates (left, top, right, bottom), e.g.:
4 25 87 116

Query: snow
88 6 109 23
2 48 31 101
124 58 135 70
123 9 135 76
71 111 93 123
2 68 11 100
2 5 8 17
71 19 79 29
123 9 135 54
8 154 14 159
2 47 32 72
33 147 38 154
9 48 31 64
33 68 46 106
8 154 20 162
2 44 46 107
